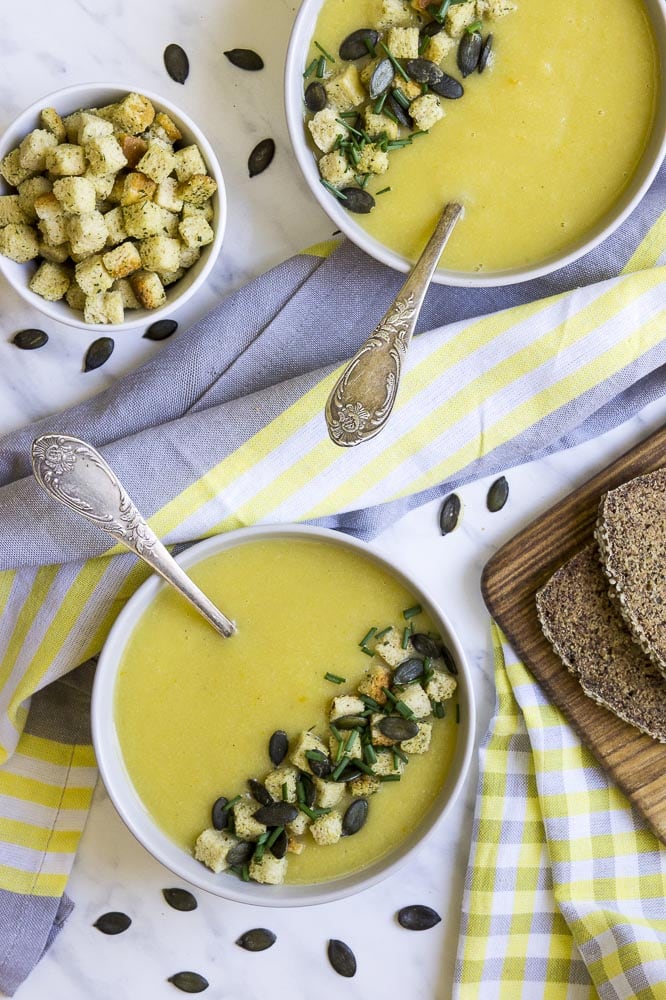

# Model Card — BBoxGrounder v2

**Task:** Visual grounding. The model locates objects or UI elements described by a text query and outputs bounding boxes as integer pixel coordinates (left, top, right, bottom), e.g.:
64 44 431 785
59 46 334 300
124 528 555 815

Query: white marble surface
1 3 665 998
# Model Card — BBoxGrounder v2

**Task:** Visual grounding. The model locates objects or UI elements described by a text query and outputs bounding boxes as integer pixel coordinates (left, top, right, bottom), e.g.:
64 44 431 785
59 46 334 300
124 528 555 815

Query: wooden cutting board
481 424 666 845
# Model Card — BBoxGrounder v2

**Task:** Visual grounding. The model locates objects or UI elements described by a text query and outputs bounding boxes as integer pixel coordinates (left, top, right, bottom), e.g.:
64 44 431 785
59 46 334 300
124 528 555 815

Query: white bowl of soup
285 0 666 285
92 524 475 905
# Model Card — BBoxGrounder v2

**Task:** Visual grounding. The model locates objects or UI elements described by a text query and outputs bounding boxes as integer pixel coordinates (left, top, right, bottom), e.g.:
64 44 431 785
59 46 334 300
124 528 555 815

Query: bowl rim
92 523 476 906
0 81 227 331
284 0 666 287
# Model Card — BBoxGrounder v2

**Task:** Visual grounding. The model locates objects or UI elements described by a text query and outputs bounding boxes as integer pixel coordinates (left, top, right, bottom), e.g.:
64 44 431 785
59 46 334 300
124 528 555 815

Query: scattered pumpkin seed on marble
144 319 178 341
236 928 277 952
342 797 368 836
327 939 357 978
268 729 289 766
224 48 264 71
167 971 209 993
12 328 48 350
248 138 275 177
93 911 131 935
164 43 190 84
84 337 114 372
163 888 198 912
397 904 442 930
487 475 509 512
439 493 461 535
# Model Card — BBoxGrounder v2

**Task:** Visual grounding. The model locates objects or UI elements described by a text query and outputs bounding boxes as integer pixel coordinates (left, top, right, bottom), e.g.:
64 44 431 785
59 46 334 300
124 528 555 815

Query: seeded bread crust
596 469 666 681
536 544 666 743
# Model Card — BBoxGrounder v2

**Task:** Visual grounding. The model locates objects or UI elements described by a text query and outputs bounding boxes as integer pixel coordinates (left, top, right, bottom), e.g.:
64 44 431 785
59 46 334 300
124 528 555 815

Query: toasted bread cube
233 798 267 842
123 201 176 239
313 777 344 809
176 174 217 207
287 810 311 836
399 78 423 100
329 731 362 761
38 239 70 263
65 279 86 310
75 254 113 295
375 628 415 667
52 176 94 215
422 31 456 64
264 765 299 804
129 269 166 309
45 143 87 177
358 662 392 705
77 112 114 145
359 57 380 89
112 92 155 134
158 267 184 286
67 210 107 256
0 194 28 227
310 810 343 846
290 730 330 774
330 695 366 723
29 260 70 301
179 243 201 269
0 148 35 187
181 200 214 222
194 828 238 874
40 107 66 142
113 277 141 309
138 235 180 273
84 169 116 199
318 151 355 188
84 289 124 325
117 133 148 170
154 177 183 214
307 108 346 154
445 0 478 35
154 111 182 143
249 852 288 885
120 172 157 207
178 215 214 249
372 749 406 777
103 240 141 279
478 0 516 18
398 683 432 719
358 143 389 175
425 670 457 703
377 0 417 29
94 103 120 123
386 26 419 59
350 774 381 796
324 64 366 112
34 193 68 245
19 129 58 172
103 206 128 246
18 176 52 221
136 142 176 184
107 175 125 204
401 721 432 754
363 109 400 141
410 93 444 130
174 144 207 182
286 836 305 855
370 713 395 748
62 111 84 143
0 223 39 262
85 135 127 176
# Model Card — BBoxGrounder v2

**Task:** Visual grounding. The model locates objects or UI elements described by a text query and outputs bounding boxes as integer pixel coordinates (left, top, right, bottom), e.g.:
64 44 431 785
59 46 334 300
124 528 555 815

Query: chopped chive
360 709 374 718
382 107 400 125
314 40 335 62
403 604 422 620
375 626 392 640
336 117 363 137
320 179 348 201
386 139 413 150
229 865 242 878
332 757 349 781
324 671 346 685
376 187 391 196
373 93 387 114
335 737 346 764
433 700 446 719
411 129 429 138
421 82 429 95
360 694 382 711
344 730 359 754
359 627 378 647
364 36 377 57
382 686 398 705
330 724 343 743
303 57 318 78
296 779 305 804
392 88 410 109
395 700 416 720
360 644 374 656
419 35 429 55
305 749 327 764
359 173 370 189
241 864 250 882
355 758 377 776
456 703 460 724
466 20 482 32
256 830 271 846
394 746 409 764
316 55 327 78
299 803 316 820
379 41 410 82
339 110 359 118
380 774 401 782
348 146 361 167
364 743 378 765
402 627 412 650
282 781 289 801
254 843 266 863
266 825 284 849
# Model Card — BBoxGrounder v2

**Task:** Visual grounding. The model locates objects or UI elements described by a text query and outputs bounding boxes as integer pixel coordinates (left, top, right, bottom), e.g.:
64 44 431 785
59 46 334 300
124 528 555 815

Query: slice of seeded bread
536 544 666 743
596 469 666 681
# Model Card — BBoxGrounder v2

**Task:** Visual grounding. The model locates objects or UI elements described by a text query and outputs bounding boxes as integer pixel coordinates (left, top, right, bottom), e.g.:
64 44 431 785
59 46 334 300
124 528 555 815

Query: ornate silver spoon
31 434 236 638
325 201 463 447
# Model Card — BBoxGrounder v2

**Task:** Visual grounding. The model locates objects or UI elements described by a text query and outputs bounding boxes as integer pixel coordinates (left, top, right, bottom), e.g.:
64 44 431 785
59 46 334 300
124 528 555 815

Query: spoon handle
325 202 463 447
31 434 236 638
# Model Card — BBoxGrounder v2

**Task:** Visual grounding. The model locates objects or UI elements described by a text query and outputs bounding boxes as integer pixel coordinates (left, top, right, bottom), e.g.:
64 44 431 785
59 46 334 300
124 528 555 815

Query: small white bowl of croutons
0 83 226 331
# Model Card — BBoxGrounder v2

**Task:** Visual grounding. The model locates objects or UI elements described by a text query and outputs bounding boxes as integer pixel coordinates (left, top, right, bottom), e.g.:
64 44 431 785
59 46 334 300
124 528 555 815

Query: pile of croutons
0 92 217 324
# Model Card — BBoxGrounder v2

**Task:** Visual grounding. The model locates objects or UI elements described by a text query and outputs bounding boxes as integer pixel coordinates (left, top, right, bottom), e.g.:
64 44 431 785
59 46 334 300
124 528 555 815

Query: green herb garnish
314 40 335 63
324 671 346 684
433 700 446 719
266 826 284 849
241 864 250 882
375 626 392 640
359 627 377 647
360 694 382 711
379 41 411 82
303 57 318 78
315 55 327 78
320 179 348 201
373 93 387 115
403 604 422 620
402 626 412 649
466 20 483 33
395 700 416 720
364 743 378 765
282 782 289 801
456 703 461 724
392 88 411 110
380 774 401 782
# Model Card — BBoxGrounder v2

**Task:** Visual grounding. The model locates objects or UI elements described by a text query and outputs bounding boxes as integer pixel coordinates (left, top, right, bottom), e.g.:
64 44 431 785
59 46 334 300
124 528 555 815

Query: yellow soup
308 0 659 272
115 537 458 885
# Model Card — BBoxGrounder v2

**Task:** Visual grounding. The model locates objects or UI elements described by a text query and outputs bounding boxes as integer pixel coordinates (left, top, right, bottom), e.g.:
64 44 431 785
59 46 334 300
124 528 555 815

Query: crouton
93 103 120 123
67 210 108 257
318 151 355 188
425 670 457 703
287 836 305 855
375 628 416 667
45 144 87 177
362 110 400 141
0 148 35 187
62 111 84 143
386 26 420 59
0 195 28 227
18 176 52 221
129 269 166 309
136 142 176 184
479 0 517 18
77 112 114 145
112 92 155 134
372 749 406 777
233 798 267 842
330 695 366 722
398 683 432 718
174 144 207 182
75 254 114 295
309 810 343 846
249 852 288 885
360 57 381 89
103 241 142 279
84 169 116 199
324 64 366 112
313 777 344 809
113 277 141 309
290 730 330 774
154 111 182 143
154 177 184 214
176 174 217 207
181 200 214 222
117 133 148 170
120 171 157 206
410 93 444 130
178 215 214 249
29 261 70 301
19 129 58 172
286 810 311 836
329 730 363 761
422 31 456 64
400 78 424 101
123 201 177 239
103 207 128 246
65 279 87 311
194 828 238 874
357 143 389 175
349 774 381 796
377 0 417 29
264 766 300 804
38 239 70 264
40 107 66 143
107 175 125 204
358 662 392 704
53 176 96 215
85 135 127 176
0 223 40 262
445 0 478 36
370 713 397 748
178 243 201 269
34 193 68 245
158 267 184 286
307 108 346 154
401 721 432 754
83 289 124 325
138 235 180 273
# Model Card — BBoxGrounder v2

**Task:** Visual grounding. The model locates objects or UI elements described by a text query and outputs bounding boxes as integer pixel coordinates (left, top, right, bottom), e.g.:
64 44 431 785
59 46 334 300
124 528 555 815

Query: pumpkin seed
304 748 332 778
268 729 288 766
226 840 254 867
487 475 509 512
439 493 461 534
248 138 275 178
376 716 419 742
393 657 425 686
224 48 264 71
339 28 379 60
386 92 412 127
12 328 48 350
164 44 190 84
478 33 493 73
335 763 363 783
369 57 394 98
440 644 458 676
211 796 229 830
270 828 288 859
339 187 375 214
327 939 357 978
144 319 178 341
84 337 114 372
421 20 444 39
300 772 316 807
335 715 368 730
304 81 327 113
342 798 368 836
167 971 209 993
236 927 277 952
458 31 482 77
253 802 299 826
93 911 131 935
163 888 197 912
411 633 444 659
405 57 444 85
248 778 274 807
397 904 442 930
430 72 464 99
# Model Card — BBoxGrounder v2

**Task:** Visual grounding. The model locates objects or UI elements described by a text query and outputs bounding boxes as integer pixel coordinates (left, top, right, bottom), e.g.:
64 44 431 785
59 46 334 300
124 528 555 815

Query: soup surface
115 537 458 884
308 0 659 272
